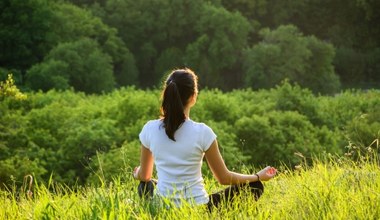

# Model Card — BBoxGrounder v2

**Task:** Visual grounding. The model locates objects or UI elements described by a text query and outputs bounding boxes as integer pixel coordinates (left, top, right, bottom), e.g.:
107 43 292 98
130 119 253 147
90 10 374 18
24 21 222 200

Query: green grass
1 156 379 220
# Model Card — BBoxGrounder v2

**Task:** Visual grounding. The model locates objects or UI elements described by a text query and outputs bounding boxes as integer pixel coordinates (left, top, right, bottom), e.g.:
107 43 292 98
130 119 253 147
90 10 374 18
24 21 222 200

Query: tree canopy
243 25 340 94
1 0 379 93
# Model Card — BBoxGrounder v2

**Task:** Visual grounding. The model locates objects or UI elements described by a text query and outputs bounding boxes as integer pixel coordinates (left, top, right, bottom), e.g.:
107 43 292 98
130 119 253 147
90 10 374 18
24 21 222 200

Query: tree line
1 0 379 94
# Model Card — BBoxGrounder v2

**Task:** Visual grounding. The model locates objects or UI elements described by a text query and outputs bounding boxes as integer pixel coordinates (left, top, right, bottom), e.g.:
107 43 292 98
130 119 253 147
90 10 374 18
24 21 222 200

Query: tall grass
1 155 379 219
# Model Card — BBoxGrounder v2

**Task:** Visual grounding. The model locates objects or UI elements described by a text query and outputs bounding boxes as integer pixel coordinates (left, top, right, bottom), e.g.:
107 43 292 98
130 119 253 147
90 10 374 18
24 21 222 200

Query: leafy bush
205 121 250 168
272 81 320 124
0 86 379 187
235 111 342 166
0 74 27 101
192 89 240 123
345 92 380 154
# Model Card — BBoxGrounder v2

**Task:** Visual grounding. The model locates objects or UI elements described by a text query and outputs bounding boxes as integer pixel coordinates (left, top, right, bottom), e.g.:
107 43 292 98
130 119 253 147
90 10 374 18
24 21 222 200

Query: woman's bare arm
205 140 276 185
134 145 154 181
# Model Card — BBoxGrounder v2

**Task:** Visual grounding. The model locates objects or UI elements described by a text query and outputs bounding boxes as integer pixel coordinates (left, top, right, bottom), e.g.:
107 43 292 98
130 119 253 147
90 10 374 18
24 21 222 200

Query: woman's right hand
256 166 277 181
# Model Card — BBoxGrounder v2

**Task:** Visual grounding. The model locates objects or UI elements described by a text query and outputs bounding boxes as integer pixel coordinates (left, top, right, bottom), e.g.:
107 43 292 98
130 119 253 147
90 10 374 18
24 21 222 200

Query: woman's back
139 118 216 203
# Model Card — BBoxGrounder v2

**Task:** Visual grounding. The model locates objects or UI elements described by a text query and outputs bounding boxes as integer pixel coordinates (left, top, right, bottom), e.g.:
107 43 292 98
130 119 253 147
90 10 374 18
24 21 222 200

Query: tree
243 25 340 94
26 38 115 94
50 2 138 87
0 0 55 72
2 1 138 91
184 4 251 89
25 60 70 92
221 0 380 89
102 0 251 89
219 0 267 43
103 0 204 87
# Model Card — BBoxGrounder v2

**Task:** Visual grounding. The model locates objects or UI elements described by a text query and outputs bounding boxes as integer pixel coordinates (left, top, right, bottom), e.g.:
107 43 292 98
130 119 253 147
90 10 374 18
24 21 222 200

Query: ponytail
161 69 198 141
162 81 185 141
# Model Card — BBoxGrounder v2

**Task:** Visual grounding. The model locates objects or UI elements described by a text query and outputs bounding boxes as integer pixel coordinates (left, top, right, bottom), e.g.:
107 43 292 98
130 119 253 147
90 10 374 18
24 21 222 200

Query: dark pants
207 181 264 210
138 179 157 198
137 180 264 210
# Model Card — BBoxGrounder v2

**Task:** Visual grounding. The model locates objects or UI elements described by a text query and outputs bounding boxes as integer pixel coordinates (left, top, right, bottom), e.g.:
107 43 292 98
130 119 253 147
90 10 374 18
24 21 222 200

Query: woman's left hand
256 166 277 181
133 166 140 179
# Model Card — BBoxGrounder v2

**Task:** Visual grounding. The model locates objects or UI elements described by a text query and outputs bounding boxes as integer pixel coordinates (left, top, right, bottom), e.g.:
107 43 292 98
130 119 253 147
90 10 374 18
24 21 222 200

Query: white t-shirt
139 118 217 206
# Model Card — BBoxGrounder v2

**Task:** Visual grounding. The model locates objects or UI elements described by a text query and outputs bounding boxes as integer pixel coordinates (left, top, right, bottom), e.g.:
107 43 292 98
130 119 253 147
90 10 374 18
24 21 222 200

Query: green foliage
25 60 70 91
0 155 46 187
114 88 160 127
15 1 138 93
206 121 250 168
26 38 115 93
154 48 184 82
273 81 320 125
0 0 55 70
220 0 268 21
102 0 251 89
234 111 337 166
0 74 27 100
334 47 380 89
1 0 379 190
50 2 138 87
1 0 380 92
185 4 251 88
345 92 380 151
102 0 204 87
0 68 22 85
223 0 380 90
0 84 379 187
243 25 340 94
86 140 141 185
192 89 239 123
317 90 380 134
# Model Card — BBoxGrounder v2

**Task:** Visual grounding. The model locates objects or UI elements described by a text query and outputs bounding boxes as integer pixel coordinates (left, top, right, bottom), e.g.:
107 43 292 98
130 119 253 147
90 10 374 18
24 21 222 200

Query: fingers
134 166 139 172
267 167 277 175
262 166 277 180
133 166 140 179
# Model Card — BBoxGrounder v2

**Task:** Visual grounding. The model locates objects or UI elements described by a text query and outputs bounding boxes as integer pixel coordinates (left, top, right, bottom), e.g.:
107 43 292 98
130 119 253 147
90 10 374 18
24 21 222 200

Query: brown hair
160 68 198 141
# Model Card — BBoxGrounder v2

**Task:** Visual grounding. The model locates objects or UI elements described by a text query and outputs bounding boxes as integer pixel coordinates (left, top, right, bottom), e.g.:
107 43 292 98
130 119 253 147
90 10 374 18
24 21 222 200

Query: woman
133 68 276 209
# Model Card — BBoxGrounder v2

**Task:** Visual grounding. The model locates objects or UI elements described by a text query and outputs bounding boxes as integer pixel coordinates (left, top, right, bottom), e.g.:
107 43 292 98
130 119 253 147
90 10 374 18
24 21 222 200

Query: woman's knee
138 180 155 198
249 181 264 200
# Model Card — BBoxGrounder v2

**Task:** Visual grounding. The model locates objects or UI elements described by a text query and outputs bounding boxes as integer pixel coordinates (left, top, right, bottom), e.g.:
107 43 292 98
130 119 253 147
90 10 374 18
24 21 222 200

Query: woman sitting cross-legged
133 68 277 210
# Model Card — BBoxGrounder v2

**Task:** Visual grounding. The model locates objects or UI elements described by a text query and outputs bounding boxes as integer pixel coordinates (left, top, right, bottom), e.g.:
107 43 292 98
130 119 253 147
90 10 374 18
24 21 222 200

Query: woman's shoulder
187 119 217 143
187 119 212 131
143 119 163 129
145 119 162 124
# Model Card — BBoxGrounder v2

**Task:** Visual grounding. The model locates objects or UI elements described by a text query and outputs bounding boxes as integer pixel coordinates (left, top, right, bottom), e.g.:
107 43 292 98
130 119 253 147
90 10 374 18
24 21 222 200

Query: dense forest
1 0 380 93
1 0 380 187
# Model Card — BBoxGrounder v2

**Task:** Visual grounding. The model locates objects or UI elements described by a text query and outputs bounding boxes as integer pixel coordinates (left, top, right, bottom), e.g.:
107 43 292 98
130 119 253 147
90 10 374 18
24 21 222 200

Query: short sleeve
139 121 151 149
201 124 217 151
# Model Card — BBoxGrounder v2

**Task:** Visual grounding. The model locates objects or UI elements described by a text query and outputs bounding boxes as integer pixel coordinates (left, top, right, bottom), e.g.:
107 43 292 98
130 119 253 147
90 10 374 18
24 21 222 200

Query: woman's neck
184 106 191 119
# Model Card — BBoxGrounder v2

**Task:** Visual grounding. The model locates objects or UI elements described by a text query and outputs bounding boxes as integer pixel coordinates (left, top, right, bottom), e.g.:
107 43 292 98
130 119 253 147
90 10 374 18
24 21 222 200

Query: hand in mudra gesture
256 166 277 181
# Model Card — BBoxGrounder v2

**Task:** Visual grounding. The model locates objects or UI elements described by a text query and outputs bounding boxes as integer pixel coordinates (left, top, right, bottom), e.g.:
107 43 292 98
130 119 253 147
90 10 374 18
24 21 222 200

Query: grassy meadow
1 152 379 220
1 78 379 219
